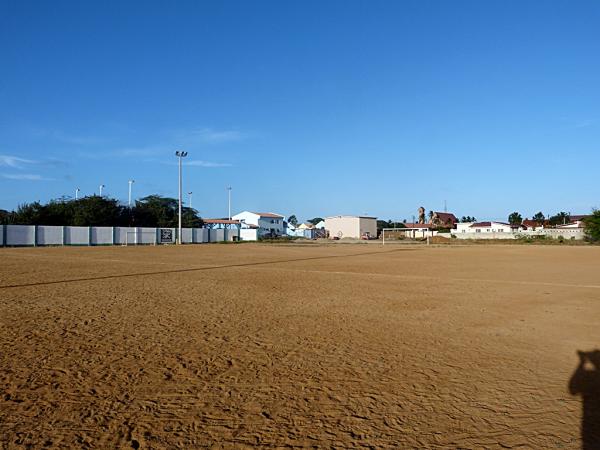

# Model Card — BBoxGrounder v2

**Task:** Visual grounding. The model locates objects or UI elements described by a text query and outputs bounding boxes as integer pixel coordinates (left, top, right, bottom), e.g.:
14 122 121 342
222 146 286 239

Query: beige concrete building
324 215 377 239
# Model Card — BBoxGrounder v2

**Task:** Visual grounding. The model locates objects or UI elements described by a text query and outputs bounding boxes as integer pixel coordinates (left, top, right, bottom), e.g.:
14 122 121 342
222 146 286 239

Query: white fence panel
181 228 193 244
208 229 225 242
193 228 209 243
37 226 63 245
6 225 35 246
114 227 134 245
92 227 113 245
138 227 157 245
240 229 258 241
65 226 89 245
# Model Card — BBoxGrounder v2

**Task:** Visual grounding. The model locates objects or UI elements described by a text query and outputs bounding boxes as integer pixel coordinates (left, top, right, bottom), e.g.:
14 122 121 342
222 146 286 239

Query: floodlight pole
75 188 80 200
175 151 188 244
128 180 135 207
227 186 232 220
99 184 105 196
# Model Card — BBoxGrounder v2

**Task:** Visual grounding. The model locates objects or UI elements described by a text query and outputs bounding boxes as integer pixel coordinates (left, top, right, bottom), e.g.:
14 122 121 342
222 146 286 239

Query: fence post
88 226 92 246
112 227 115 246
62 226 66 246
33 225 38 247
1 225 5 247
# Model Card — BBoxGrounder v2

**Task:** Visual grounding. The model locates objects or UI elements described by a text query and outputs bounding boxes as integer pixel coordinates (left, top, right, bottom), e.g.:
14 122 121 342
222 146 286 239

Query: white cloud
177 127 246 144
1 173 54 181
0 155 38 168
185 160 232 167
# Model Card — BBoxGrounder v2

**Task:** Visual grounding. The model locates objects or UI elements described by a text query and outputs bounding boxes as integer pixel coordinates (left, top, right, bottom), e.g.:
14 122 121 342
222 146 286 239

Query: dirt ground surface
1 243 599 449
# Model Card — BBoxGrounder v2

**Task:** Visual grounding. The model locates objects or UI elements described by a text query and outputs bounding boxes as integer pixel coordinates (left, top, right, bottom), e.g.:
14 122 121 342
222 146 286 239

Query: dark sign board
160 229 174 243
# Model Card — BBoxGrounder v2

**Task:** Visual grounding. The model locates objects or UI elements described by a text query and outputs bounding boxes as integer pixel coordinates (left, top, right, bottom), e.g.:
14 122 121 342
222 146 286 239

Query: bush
584 210 600 243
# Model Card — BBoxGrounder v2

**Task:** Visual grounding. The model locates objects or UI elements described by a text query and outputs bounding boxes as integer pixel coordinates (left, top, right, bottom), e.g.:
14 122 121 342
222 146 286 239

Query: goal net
123 231 157 246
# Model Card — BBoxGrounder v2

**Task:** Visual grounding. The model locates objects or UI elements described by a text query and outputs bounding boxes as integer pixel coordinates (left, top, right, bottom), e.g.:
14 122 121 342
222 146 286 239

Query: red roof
522 219 539 228
204 219 241 224
433 212 458 224
470 222 492 227
403 223 433 229
253 212 284 218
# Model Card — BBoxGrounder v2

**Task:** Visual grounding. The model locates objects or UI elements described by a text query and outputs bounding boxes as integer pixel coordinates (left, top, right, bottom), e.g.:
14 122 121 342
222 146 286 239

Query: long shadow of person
570 350 600 449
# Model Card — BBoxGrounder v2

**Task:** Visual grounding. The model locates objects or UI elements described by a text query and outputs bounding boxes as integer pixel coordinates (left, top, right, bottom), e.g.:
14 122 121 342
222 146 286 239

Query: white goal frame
382 227 432 245
123 230 157 246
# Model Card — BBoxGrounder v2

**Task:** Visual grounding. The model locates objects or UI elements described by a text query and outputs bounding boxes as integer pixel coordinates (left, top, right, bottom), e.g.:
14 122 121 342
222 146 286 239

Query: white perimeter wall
0 225 233 246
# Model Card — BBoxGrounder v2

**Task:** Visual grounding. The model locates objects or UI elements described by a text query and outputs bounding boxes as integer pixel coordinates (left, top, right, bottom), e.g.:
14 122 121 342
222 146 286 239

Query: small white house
324 215 377 239
232 211 285 237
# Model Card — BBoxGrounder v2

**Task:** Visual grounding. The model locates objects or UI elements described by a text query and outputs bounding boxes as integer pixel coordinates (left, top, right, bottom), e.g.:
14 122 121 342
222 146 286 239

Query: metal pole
188 192 193 209
75 188 80 200
227 187 232 220
178 156 182 244
128 180 135 207
99 184 104 196
175 151 188 244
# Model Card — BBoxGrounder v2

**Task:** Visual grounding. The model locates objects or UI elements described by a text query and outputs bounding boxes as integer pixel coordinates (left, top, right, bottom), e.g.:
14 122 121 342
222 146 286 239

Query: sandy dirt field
1 243 599 449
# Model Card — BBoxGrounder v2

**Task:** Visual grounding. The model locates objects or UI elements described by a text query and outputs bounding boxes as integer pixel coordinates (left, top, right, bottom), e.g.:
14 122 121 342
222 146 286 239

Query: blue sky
1 1 599 222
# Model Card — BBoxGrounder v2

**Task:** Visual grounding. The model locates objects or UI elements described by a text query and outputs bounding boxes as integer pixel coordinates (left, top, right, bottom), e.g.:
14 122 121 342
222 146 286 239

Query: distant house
314 220 326 229
297 222 314 230
324 215 377 239
232 211 285 237
430 212 458 227
522 219 542 231
399 223 437 238
467 221 520 233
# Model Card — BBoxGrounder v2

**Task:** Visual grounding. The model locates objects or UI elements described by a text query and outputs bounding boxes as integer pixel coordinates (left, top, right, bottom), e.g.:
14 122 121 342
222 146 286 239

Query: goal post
382 228 407 245
124 230 158 246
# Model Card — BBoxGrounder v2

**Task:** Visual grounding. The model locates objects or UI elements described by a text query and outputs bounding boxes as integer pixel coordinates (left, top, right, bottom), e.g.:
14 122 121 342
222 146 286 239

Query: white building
232 211 285 237
457 221 520 234
324 215 377 239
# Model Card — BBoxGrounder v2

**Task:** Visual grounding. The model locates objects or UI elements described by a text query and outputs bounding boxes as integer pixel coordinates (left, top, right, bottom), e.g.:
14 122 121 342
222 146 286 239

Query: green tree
583 210 600 242
508 212 523 225
307 217 324 225
132 195 202 227
71 196 125 226
532 212 545 223
548 212 570 226
287 215 298 226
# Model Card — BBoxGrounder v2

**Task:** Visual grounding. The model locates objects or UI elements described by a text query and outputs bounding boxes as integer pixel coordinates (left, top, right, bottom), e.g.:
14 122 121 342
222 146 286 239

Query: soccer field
1 243 599 448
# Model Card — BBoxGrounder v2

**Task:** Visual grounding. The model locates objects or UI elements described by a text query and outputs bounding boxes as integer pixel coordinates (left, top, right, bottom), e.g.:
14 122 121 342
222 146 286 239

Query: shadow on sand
569 350 600 449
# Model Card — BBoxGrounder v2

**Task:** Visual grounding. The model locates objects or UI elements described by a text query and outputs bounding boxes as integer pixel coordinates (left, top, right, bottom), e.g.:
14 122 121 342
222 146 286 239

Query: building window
498 229 504 232
476 229 481 233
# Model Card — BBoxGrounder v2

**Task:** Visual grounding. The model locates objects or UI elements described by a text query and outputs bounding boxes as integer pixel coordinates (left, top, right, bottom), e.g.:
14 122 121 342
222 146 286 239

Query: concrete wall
0 225 235 246
240 229 258 241
37 226 63 245
92 227 114 245
451 229 585 240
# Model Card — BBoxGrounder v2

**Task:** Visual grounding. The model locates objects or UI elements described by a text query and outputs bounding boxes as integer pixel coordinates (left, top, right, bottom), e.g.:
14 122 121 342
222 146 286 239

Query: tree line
0 195 203 228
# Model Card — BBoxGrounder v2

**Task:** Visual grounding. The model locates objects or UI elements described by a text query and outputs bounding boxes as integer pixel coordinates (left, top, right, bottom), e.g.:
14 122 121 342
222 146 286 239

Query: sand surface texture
1 244 599 448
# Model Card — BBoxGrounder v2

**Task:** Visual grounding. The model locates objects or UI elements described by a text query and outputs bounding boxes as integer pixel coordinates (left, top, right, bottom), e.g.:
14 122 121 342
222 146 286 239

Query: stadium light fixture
175 151 188 244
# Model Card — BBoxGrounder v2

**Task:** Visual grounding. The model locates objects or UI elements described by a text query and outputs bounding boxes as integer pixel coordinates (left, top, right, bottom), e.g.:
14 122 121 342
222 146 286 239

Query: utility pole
175 151 188 244
128 180 135 207
227 186 232 220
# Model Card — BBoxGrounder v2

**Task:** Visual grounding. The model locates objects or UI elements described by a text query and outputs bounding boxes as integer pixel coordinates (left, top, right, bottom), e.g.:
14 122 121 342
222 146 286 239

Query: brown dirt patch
1 244 599 448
